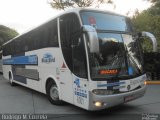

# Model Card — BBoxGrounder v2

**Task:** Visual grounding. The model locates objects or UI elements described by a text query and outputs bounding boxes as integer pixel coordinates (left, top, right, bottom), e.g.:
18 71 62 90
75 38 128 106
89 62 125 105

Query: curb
146 81 160 85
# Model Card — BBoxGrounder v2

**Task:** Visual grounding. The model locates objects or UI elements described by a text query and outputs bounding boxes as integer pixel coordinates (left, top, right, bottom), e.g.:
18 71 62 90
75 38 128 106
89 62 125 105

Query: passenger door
59 13 89 107
59 13 80 103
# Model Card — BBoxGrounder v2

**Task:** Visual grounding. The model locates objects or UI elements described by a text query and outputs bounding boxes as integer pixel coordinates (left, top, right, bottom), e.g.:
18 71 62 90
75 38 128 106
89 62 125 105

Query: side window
38 19 58 49
3 45 7 56
17 36 26 53
60 14 73 71
3 43 9 56
26 19 59 52
3 19 59 56
60 13 87 78
45 19 59 47
4 41 15 56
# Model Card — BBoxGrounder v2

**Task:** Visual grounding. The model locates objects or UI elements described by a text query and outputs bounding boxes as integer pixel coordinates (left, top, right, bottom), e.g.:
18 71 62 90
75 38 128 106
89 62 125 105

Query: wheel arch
45 77 56 92
8 70 13 80
45 76 61 99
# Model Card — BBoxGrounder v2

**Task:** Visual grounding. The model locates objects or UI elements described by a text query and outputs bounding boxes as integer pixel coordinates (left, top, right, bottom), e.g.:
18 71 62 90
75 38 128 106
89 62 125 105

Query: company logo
74 78 80 88
142 114 159 120
127 85 131 91
42 53 55 63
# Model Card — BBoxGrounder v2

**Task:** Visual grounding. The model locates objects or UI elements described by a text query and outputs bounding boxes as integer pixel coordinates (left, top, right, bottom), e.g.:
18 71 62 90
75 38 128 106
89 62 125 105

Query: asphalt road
0 74 160 120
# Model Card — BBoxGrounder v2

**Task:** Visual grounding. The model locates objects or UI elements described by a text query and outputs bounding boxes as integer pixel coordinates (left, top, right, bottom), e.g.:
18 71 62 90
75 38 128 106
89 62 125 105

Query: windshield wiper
126 53 142 74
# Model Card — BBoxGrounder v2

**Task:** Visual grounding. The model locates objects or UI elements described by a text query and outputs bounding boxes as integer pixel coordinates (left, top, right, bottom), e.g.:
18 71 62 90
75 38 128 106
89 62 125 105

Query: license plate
124 95 134 102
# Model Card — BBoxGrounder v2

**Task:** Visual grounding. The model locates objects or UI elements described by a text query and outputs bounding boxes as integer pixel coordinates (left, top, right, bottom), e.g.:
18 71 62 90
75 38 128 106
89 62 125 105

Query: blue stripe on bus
3 55 38 65
97 82 125 87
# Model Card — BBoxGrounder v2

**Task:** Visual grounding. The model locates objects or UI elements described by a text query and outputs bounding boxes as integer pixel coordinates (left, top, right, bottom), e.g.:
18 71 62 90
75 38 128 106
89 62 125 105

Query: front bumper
88 86 146 111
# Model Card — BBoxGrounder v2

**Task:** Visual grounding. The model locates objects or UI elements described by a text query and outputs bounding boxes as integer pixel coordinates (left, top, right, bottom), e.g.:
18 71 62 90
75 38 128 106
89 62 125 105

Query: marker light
144 81 147 85
94 101 103 107
89 16 96 24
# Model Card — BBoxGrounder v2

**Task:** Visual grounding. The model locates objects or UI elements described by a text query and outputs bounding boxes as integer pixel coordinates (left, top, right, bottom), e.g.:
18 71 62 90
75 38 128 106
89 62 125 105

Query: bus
2 8 157 111
0 51 2 73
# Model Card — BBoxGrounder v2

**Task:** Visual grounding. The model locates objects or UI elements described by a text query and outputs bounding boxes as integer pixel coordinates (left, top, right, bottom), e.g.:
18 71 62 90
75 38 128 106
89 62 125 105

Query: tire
46 81 63 105
9 72 16 86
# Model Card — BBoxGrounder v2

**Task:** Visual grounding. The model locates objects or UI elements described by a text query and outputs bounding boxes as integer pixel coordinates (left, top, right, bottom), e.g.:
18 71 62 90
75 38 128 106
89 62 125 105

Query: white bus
0 51 2 73
2 8 157 111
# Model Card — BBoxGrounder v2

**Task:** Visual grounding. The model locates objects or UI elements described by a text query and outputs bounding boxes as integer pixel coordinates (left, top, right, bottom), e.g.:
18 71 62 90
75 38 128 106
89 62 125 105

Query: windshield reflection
89 33 144 80
80 10 144 80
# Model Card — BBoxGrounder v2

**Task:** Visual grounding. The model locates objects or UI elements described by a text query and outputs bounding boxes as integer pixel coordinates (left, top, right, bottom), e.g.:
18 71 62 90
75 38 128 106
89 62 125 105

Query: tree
148 0 160 15
132 10 160 52
132 2 160 78
50 0 113 10
0 25 18 50
149 0 160 5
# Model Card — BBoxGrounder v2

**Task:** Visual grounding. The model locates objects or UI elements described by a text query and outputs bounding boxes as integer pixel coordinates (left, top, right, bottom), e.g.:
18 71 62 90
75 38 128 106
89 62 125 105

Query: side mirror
82 25 99 54
140 31 157 52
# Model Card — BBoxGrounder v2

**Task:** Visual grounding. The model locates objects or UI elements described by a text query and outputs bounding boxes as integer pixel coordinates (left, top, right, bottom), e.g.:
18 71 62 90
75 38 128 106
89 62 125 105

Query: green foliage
142 38 153 53
0 25 18 50
132 2 160 76
50 0 113 10
132 10 160 52
148 0 160 15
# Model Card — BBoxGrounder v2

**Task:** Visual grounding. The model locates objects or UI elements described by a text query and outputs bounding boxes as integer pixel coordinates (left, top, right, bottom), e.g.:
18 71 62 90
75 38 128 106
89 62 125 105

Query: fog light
94 101 103 107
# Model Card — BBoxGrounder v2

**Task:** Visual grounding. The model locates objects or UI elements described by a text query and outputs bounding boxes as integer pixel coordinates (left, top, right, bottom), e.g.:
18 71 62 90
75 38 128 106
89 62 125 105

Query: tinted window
26 19 58 51
3 19 58 56
60 13 87 78
81 11 132 32
3 41 15 56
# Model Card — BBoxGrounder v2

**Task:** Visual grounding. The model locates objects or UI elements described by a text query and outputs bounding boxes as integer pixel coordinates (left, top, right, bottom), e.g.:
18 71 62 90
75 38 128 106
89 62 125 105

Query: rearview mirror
140 32 157 52
82 25 99 54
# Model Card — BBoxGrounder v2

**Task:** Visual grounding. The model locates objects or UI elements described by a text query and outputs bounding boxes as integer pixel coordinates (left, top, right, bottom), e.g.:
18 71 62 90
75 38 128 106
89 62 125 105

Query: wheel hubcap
50 86 59 100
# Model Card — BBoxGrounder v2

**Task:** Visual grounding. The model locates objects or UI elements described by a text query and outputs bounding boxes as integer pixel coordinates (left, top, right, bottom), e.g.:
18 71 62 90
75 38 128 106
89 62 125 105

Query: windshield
80 11 144 80
81 11 132 32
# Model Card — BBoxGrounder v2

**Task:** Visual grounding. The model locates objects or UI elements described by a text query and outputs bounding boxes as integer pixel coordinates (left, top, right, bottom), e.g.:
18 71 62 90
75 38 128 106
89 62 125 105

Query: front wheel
46 81 63 105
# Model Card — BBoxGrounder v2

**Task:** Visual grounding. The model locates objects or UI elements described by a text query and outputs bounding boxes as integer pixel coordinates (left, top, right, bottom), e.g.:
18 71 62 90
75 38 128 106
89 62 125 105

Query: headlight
92 89 114 95
93 101 107 107
94 101 103 107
